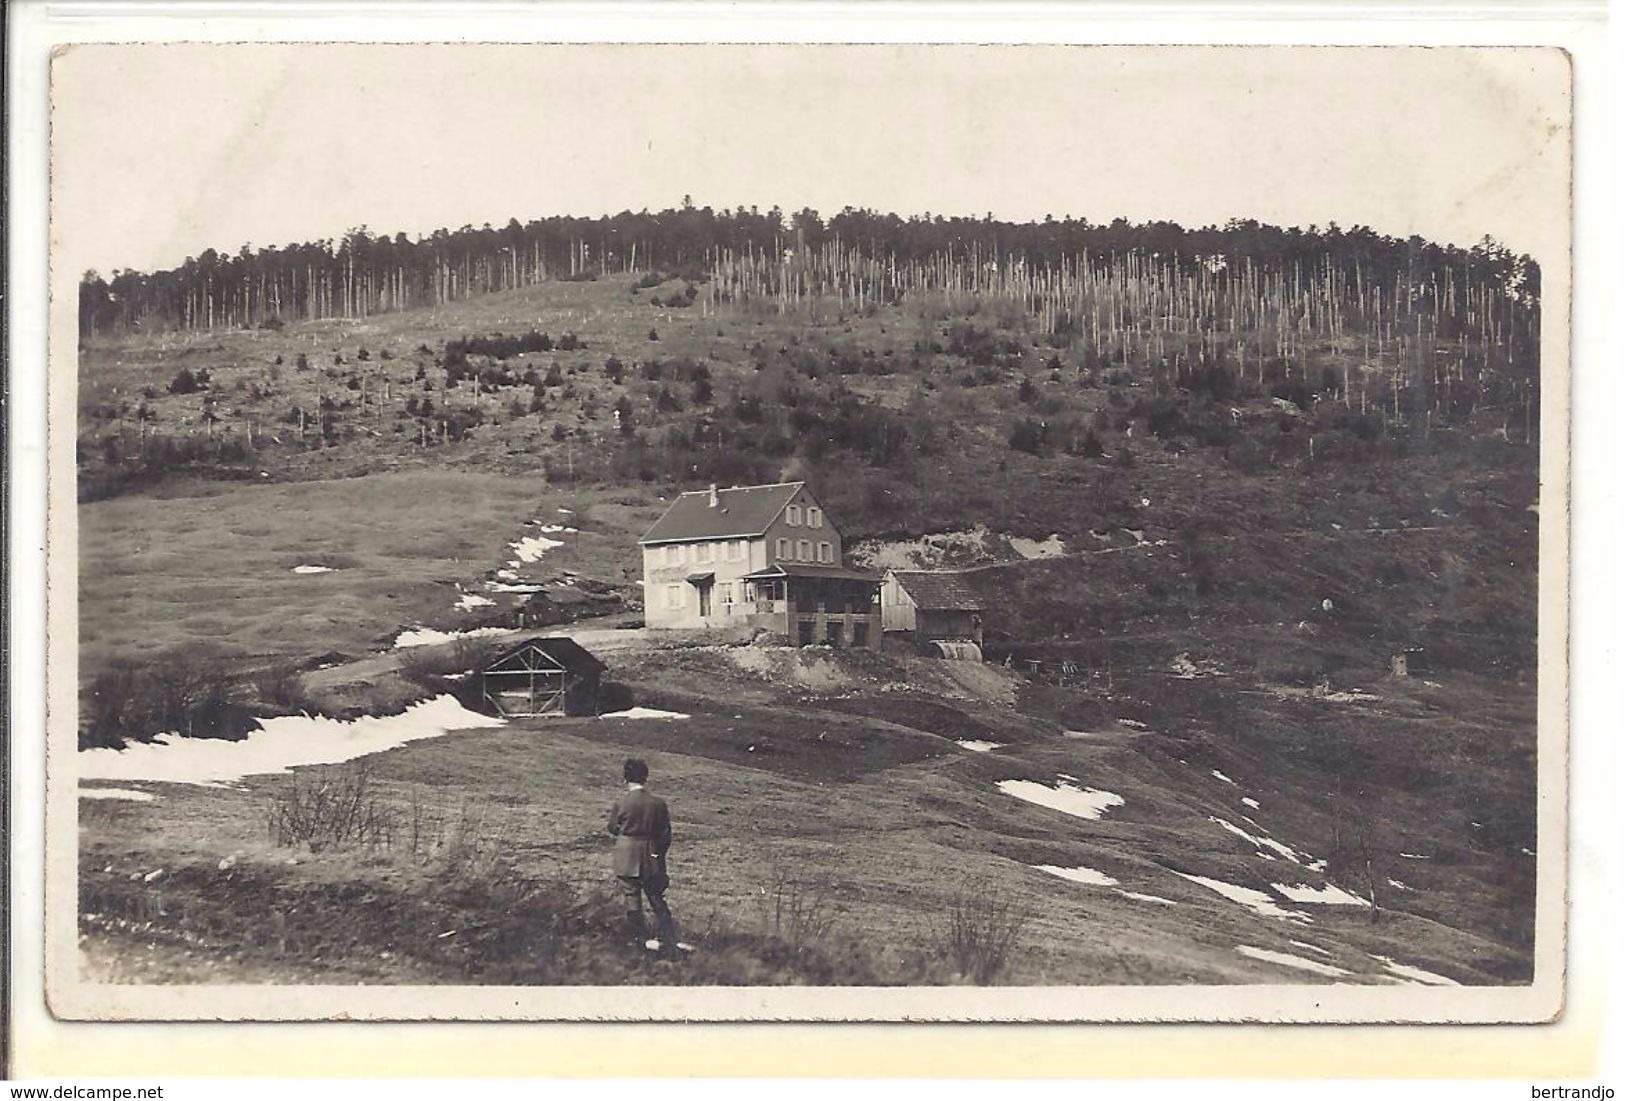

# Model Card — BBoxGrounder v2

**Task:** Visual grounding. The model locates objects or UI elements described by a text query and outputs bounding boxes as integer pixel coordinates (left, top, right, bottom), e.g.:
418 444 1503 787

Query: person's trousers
618 875 675 943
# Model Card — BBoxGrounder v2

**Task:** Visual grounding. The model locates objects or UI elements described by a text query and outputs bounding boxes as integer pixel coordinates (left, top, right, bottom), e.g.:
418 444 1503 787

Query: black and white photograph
42 42 1569 1024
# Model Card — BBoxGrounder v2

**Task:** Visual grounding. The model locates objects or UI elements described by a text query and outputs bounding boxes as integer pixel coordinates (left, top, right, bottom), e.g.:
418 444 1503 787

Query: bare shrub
82 662 140 749
266 762 399 852
431 800 506 880
755 859 841 950
933 884 1029 983
144 646 253 740
253 661 307 710
82 648 258 747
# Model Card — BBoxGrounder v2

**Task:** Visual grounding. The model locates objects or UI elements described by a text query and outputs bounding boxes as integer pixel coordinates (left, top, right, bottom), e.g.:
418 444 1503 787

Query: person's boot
656 912 690 956
626 910 648 948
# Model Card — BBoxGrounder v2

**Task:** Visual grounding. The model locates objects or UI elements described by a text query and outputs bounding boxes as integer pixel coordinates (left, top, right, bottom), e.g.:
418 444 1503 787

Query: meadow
72 252 1543 990
79 638 1533 988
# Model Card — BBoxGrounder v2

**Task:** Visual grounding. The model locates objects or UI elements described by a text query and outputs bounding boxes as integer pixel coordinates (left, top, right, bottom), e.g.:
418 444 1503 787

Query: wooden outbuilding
476 636 605 717
880 569 985 655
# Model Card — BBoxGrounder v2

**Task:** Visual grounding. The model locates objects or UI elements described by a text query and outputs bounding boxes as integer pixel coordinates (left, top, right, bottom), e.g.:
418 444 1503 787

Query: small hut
880 569 985 656
476 636 605 717
1390 647 1429 678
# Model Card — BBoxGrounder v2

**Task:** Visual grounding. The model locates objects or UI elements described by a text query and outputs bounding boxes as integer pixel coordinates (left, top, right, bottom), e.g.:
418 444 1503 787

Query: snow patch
1116 890 1179 906
1174 872 1309 922
601 707 690 720
1371 954 1460 986
1211 769 1237 785
1117 718 1149 730
1236 945 1349 978
1242 797 1261 809
78 787 156 803
454 593 496 611
997 779 1124 821
1289 939 1332 956
393 626 512 649
1272 882 1371 907
509 532 568 564
1034 864 1118 887
1009 534 1066 560
955 739 1004 753
77 695 504 788
1210 816 1304 863
1399 852 1430 860
291 565 333 575
1387 878 1412 891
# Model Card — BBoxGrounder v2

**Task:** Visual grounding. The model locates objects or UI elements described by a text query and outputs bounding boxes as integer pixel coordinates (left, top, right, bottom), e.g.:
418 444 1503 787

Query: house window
797 539 812 561
719 582 734 606
852 621 870 648
775 537 790 560
728 539 745 561
817 541 833 563
697 541 714 563
665 545 683 566
665 585 684 610
786 504 802 526
808 507 823 529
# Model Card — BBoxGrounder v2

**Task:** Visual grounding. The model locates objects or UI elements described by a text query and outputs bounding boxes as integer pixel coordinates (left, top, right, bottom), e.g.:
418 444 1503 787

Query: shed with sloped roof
880 569 985 650
475 636 606 717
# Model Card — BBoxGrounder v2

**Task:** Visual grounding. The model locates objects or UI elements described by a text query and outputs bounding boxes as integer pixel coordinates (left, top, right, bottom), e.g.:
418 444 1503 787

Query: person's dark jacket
607 787 672 883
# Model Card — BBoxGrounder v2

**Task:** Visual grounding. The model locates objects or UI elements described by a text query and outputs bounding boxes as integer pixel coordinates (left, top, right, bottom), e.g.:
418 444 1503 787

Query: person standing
606 757 680 952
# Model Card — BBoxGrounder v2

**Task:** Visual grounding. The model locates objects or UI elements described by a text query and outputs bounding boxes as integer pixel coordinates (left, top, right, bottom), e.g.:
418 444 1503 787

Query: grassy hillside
80 641 1533 988
78 271 1537 672
74 268 1542 990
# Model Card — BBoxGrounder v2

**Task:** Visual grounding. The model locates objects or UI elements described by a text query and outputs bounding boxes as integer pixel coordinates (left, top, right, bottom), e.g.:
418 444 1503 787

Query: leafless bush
266 761 399 852
755 859 841 950
81 647 256 747
82 663 140 748
253 661 308 710
934 884 1029 983
431 800 507 881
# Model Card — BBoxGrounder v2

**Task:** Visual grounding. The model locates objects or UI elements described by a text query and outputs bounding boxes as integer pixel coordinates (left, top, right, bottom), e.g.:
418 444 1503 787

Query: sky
51 44 1570 277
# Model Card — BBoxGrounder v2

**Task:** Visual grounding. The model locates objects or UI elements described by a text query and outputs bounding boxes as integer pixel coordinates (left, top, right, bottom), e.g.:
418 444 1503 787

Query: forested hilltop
77 203 1542 512
79 203 1538 356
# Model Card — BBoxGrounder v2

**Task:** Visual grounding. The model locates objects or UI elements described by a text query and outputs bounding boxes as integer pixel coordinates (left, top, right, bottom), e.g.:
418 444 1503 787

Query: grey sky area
53 44 1569 276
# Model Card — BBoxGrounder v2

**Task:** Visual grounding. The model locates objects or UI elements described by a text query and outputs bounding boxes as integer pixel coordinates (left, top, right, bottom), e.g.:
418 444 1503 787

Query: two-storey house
638 481 881 648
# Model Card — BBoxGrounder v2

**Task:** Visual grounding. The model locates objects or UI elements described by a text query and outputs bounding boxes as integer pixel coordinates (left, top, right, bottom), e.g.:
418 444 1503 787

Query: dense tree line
78 203 1538 349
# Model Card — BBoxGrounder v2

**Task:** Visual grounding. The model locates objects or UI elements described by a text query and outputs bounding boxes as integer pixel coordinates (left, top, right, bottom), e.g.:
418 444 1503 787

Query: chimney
708 483 719 508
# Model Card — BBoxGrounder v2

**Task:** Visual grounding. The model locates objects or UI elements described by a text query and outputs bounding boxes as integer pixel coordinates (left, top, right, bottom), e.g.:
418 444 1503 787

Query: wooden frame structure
477 637 604 717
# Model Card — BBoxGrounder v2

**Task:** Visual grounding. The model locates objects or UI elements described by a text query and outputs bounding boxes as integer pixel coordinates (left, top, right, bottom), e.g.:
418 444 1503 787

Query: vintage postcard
43 42 1570 1025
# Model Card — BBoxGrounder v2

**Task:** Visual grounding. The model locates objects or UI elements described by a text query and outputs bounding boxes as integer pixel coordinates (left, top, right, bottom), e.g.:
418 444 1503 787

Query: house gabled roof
889 570 984 611
639 482 810 545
